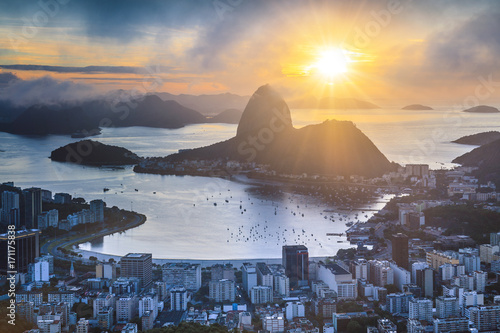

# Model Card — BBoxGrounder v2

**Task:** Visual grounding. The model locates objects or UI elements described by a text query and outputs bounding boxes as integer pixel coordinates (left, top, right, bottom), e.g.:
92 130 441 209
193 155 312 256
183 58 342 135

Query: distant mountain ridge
207 109 242 124
0 105 99 135
158 85 395 177
156 91 249 115
111 95 206 128
0 93 246 135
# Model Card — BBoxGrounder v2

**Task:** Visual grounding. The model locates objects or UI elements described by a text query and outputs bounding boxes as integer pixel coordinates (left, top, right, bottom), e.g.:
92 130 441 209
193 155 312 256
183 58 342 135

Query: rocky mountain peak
236 84 293 137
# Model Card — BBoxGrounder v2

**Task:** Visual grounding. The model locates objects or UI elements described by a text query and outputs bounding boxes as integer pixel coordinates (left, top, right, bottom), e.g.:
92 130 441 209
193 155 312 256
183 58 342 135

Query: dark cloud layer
426 10 500 77
73 0 215 42
0 72 20 87
0 76 96 106
386 6 500 91
3 0 500 99
2 0 216 43
0 64 175 74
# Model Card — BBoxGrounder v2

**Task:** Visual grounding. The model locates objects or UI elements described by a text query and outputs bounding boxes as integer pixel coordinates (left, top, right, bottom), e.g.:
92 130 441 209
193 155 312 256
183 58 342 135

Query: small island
50 140 141 166
452 131 500 146
402 104 433 110
463 105 500 113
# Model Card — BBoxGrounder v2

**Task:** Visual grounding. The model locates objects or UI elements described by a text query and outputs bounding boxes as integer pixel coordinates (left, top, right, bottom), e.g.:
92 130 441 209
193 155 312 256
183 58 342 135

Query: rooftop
157 310 186 326
123 253 152 259
256 262 272 275
283 245 308 250
325 263 350 276
163 262 200 269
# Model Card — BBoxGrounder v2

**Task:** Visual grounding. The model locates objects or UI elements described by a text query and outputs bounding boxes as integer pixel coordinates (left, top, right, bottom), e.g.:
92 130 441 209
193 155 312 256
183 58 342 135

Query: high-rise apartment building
162 263 201 291
209 279 235 302
1 191 19 226
409 298 433 322
436 296 459 319
392 233 409 269
90 199 105 223
242 263 258 296
170 286 188 311
120 253 152 288
0 229 40 274
282 245 309 287
468 305 500 331
23 187 42 229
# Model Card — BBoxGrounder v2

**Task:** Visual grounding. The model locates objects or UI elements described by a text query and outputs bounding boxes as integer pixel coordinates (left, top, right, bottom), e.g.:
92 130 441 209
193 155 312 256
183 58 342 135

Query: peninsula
452 131 500 146
452 138 500 186
135 85 396 178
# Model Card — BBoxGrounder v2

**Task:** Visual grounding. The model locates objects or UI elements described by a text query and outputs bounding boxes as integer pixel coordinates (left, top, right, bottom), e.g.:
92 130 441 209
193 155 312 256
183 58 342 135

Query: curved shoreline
73 247 331 268
51 174 391 264
75 212 147 245
41 210 147 263
71 188 390 264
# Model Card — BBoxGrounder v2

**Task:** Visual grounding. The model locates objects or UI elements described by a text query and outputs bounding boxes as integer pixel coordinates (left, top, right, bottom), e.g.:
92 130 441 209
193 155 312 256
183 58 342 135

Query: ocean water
0 108 498 259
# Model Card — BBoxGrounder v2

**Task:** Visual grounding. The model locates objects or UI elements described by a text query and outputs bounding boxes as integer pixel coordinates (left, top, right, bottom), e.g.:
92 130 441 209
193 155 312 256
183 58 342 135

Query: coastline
41 210 147 262
65 203 336 267
40 171 394 265
73 247 329 268
70 187 392 264
135 165 400 192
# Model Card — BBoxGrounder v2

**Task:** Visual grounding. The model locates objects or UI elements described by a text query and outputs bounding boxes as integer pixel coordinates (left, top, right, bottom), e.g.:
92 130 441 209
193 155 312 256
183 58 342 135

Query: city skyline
1 1 500 332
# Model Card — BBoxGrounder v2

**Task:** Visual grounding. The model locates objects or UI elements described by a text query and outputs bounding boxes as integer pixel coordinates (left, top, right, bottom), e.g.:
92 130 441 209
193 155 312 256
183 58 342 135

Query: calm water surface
0 108 498 259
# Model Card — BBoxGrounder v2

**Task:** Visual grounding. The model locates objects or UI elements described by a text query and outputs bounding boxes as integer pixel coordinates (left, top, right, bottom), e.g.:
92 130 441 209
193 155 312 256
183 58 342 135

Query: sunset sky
1 0 500 105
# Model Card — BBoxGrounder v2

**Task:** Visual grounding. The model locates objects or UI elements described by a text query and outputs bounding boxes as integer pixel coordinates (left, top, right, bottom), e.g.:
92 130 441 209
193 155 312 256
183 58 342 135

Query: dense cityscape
2 1 500 333
1 158 500 332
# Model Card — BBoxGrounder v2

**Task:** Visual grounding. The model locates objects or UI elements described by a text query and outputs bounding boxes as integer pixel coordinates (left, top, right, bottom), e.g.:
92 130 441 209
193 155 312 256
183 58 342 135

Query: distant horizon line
2 65 500 107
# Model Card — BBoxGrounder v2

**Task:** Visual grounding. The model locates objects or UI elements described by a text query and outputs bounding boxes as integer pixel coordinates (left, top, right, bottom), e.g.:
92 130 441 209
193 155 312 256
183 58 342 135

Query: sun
313 48 349 79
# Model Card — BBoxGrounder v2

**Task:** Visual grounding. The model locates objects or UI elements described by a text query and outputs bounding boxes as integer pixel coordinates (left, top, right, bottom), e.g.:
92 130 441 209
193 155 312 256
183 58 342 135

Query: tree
335 248 356 260
234 271 243 284
385 284 399 294
72 302 93 319
251 314 262 330
337 301 364 313
0 300 34 332
72 197 86 204
193 285 209 302
130 316 142 331
144 322 232 332
346 320 363 333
